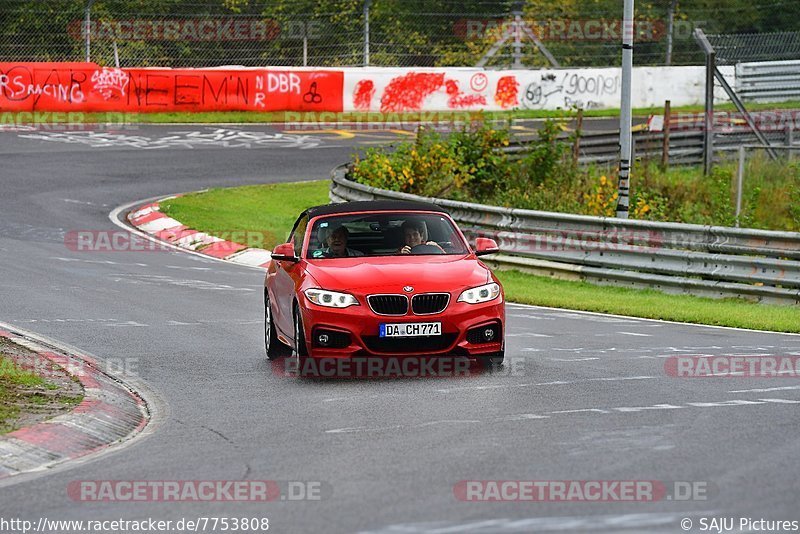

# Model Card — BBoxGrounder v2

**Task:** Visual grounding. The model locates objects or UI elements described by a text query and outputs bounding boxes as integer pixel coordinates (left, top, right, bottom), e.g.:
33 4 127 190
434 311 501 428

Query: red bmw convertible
264 200 505 369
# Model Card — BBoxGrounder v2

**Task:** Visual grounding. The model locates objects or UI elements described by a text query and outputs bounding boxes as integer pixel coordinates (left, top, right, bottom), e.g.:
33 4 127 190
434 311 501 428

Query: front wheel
293 304 309 364
265 290 289 360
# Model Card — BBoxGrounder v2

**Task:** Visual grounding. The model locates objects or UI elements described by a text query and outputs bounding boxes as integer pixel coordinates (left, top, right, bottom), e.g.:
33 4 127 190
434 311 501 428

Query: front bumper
298 296 504 359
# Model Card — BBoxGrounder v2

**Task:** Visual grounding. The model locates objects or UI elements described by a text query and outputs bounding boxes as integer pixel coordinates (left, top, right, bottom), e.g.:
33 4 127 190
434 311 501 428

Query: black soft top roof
305 200 449 218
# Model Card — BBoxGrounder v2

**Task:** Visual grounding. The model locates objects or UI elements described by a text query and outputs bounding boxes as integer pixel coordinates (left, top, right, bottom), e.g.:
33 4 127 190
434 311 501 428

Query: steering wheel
410 243 445 255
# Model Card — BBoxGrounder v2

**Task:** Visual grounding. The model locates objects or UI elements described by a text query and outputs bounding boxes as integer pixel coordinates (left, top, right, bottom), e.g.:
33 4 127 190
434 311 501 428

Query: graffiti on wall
1 63 710 114
343 69 629 113
520 72 620 110
0 63 344 113
352 71 502 113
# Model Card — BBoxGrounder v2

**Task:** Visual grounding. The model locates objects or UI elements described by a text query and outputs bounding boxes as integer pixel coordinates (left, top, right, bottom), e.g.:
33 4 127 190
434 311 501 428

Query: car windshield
306 212 470 259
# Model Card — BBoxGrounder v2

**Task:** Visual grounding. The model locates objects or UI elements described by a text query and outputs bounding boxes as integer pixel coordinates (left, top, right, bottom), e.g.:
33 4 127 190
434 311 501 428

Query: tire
477 350 504 369
292 304 309 363
264 290 289 360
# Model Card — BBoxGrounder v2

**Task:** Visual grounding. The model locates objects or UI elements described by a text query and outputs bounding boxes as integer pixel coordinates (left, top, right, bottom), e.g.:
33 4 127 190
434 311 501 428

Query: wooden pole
573 108 584 163
662 100 671 169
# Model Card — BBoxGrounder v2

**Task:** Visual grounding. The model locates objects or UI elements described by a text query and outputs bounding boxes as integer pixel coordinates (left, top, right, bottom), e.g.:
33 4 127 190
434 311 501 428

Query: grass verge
159 180 800 333
0 340 84 434
160 181 330 251
3 100 800 125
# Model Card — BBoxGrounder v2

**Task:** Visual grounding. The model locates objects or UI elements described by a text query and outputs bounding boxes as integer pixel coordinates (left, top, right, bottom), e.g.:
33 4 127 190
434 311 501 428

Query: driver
399 219 445 254
316 225 364 258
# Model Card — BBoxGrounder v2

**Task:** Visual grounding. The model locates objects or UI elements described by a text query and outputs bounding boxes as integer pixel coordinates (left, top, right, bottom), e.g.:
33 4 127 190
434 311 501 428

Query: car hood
304 255 491 294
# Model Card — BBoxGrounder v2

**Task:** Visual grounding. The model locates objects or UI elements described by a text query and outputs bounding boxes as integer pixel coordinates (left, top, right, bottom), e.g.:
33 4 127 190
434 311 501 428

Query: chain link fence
2 0 800 68
684 27 800 182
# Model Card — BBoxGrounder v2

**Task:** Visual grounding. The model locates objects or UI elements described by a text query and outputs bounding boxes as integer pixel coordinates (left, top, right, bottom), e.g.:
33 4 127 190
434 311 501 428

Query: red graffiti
0 62 344 113
494 76 519 109
380 72 445 113
353 79 375 111
444 79 486 109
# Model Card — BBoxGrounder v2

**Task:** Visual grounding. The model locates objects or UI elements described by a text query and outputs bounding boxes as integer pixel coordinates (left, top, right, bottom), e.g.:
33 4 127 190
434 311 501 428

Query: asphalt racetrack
1 124 799 533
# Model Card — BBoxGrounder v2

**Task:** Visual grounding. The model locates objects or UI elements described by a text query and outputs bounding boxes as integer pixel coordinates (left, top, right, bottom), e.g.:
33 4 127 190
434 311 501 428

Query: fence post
662 100 671 169
112 40 120 68
303 21 308 66
694 29 715 175
573 108 584 163
363 0 371 66
615 0 635 219
735 145 745 227
84 0 95 62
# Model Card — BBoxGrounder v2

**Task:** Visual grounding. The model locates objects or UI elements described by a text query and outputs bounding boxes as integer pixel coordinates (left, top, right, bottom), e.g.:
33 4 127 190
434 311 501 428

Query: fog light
312 328 351 349
466 323 502 345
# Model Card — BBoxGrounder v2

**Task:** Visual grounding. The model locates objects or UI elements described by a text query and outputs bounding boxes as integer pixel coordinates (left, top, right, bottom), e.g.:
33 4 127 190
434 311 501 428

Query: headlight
457 282 501 304
304 288 360 308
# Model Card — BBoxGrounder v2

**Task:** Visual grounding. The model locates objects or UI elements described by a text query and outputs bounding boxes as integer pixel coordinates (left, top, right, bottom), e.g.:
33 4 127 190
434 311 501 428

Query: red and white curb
127 199 273 269
0 326 150 480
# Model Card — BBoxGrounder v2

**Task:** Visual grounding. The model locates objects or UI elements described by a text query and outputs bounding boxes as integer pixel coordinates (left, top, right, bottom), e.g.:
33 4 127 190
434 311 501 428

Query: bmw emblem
403 286 414 293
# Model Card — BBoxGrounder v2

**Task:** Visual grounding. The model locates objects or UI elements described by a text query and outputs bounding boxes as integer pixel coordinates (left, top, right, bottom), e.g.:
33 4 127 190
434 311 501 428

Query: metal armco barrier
330 164 800 304
505 128 795 167
736 60 800 103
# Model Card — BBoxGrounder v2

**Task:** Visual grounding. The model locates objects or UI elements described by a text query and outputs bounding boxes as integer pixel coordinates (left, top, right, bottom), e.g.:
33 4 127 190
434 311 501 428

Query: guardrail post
662 100 671 169
786 125 794 161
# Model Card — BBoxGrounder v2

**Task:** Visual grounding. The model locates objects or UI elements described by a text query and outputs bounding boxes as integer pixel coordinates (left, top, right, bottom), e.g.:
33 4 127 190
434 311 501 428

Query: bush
350 122 513 202
349 120 800 232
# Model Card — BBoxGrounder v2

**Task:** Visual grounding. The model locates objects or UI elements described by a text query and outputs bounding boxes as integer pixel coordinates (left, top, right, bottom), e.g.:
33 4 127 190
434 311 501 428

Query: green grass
3 100 800 125
160 181 330 251
0 346 86 434
0 356 47 388
0 355 47 434
496 270 800 333
160 180 800 333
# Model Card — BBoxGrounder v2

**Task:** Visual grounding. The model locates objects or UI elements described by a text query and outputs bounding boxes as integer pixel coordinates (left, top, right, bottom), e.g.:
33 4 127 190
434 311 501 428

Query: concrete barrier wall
0 62 343 112
0 62 732 113
341 66 733 112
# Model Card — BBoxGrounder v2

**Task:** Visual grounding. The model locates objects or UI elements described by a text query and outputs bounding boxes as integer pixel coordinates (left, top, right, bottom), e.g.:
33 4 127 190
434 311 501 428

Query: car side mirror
474 237 499 257
271 242 299 262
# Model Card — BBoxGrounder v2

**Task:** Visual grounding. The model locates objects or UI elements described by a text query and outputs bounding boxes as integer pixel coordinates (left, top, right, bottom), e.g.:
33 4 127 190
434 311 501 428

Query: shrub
349 120 800 231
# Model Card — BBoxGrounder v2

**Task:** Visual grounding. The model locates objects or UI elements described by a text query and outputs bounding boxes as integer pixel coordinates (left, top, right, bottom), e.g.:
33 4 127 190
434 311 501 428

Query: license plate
380 322 442 338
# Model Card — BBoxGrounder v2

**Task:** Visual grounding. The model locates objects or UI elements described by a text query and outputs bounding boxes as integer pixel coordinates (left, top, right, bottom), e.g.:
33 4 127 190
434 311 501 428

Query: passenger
320 225 364 258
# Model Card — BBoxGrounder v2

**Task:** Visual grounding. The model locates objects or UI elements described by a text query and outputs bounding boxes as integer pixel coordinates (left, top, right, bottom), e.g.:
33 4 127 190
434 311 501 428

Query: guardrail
736 60 800 103
506 128 795 167
330 164 800 304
